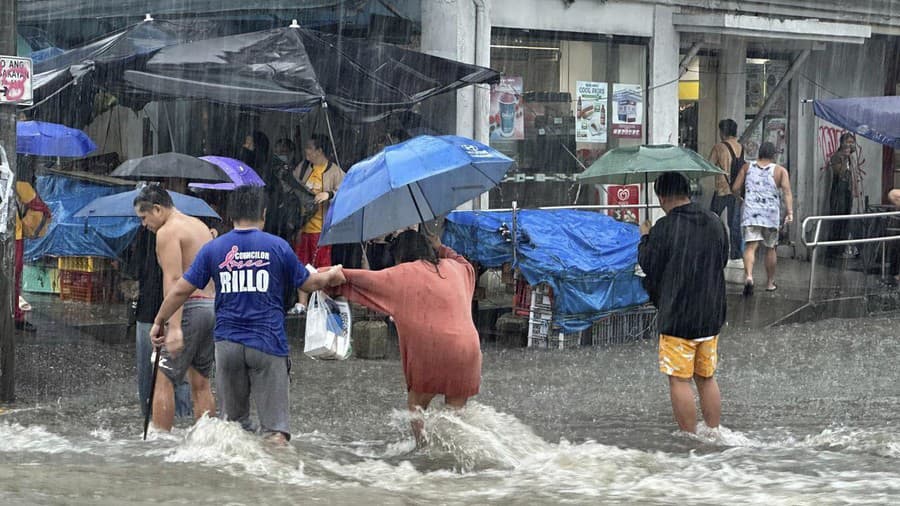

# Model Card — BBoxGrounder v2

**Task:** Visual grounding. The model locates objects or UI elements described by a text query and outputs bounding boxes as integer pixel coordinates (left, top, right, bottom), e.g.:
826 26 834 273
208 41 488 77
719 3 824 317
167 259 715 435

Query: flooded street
3 315 900 504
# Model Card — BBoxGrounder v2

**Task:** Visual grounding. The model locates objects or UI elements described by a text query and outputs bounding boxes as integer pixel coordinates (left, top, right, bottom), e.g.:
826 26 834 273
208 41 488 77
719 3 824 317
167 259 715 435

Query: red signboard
607 184 640 223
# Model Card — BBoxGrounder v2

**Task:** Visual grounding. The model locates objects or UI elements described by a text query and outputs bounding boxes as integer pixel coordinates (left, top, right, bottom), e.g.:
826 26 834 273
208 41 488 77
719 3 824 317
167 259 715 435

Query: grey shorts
215 340 291 439
160 299 215 384
743 225 779 249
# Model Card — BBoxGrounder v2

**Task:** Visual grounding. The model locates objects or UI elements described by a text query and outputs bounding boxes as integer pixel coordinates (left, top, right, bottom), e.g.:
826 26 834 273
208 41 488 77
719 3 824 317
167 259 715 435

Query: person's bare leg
668 376 697 433
743 241 758 283
694 375 721 429
188 367 216 421
152 374 176 431
407 391 436 446
765 246 778 290
444 396 469 409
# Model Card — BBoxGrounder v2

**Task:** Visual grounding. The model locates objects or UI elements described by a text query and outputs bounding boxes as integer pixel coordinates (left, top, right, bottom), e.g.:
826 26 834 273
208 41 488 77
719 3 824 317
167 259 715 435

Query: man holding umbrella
133 185 217 431
638 172 728 434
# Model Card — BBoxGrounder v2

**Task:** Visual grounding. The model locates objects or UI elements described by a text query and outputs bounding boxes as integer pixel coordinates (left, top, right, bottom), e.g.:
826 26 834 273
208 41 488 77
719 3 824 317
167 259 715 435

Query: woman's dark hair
133 184 174 212
389 230 443 276
227 184 267 222
307 133 333 160
252 131 270 163
758 141 778 160
839 132 856 145
718 119 738 138
654 172 691 199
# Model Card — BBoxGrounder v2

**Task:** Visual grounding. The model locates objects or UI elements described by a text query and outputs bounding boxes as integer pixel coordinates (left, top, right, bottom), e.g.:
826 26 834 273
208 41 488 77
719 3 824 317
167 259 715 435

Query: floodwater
3 315 900 505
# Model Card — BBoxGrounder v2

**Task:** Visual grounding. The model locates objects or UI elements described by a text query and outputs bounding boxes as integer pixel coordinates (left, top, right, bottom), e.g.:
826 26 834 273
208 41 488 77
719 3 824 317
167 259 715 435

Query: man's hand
314 191 329 204
640 220 652 236
327 265 346 286
164 327 185 357
784 213 794 226
149 322 165 347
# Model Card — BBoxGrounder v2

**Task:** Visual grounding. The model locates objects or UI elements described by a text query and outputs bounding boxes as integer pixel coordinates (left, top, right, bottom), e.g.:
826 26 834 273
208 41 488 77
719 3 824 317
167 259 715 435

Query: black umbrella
111 152 231 183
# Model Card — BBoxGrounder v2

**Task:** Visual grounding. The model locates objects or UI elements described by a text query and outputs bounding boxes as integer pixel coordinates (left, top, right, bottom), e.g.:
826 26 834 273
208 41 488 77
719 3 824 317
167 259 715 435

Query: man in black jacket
638 172 728 433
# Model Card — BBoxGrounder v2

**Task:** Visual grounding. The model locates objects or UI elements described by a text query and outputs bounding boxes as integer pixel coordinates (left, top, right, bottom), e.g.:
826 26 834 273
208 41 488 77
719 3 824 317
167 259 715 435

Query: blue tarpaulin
813 96 900 149
443 209 648 332
24 174 140 262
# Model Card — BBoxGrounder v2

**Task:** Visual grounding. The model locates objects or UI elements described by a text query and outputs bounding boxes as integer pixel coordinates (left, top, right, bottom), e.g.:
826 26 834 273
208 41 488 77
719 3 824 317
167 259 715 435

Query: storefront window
745 57 789 165
488 29 648 208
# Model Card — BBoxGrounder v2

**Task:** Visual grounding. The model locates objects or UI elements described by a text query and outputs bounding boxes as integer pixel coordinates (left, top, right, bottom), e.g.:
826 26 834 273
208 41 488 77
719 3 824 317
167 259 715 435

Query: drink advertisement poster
611 84 643 139
489 76 523 141
575 81 608 144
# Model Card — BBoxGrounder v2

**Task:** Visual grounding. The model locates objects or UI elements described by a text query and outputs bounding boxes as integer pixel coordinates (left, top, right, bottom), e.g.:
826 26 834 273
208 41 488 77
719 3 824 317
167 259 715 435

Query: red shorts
294 232 332 268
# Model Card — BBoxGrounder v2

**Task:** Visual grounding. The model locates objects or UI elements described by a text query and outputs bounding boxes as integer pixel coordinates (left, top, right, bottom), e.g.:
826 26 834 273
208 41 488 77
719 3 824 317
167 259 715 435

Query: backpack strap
722 141 739 162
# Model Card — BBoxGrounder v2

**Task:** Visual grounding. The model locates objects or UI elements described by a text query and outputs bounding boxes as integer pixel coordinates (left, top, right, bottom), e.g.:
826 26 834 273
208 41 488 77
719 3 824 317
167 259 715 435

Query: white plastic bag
303 291 352 360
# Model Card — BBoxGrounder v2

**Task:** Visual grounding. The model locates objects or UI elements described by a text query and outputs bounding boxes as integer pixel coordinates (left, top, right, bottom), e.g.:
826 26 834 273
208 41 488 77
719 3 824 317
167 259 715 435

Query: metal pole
0 0 17 402
808 220 822 304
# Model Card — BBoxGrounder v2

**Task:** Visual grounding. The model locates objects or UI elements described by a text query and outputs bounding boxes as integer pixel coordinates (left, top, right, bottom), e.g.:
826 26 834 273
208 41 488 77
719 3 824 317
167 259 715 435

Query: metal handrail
801 210 900 303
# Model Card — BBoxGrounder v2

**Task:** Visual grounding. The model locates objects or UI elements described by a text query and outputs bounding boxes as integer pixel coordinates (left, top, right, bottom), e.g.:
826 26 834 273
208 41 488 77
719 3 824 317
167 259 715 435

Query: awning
813 96 900 149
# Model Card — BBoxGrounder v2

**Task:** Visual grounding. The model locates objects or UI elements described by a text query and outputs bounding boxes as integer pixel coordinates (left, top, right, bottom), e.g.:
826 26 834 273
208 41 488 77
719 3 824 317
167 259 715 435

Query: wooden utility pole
0 0 17 402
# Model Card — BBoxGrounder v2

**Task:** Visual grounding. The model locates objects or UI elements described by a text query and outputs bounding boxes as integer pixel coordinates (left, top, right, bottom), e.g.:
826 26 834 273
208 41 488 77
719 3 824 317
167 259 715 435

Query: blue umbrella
813 96 900 149
188 156 266 191
74 188 220 219
16 120 97 157
319 135 515 245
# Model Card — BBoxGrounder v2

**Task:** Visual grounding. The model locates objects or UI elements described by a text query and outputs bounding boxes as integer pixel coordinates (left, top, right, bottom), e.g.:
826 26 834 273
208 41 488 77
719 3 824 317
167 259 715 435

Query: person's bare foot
264 432 289 446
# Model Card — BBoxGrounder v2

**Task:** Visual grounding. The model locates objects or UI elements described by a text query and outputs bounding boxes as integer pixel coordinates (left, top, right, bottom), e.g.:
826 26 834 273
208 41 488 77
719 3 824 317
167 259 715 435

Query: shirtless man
133 184 216 431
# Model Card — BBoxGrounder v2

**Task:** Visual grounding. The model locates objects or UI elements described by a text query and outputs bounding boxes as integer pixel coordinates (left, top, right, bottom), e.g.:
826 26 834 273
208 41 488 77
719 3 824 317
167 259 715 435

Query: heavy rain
2 1 900 504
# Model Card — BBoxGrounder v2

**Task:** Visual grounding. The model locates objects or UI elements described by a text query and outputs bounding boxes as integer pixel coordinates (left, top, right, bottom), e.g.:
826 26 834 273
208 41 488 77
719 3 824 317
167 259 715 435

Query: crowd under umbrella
319 135 515 246
16 120 97 157
576 144 726 221
188 156 265 191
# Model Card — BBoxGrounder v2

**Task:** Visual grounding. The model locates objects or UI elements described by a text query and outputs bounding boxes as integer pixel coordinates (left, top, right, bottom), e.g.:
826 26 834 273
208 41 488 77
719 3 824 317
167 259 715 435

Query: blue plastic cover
24 174 140 262
443 209 649 332
813 96 900 149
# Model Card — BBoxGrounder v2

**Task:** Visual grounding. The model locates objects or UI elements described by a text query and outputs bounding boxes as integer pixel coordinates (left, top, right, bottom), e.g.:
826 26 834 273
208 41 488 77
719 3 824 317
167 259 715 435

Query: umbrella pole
322 102 342 169
511 200 518 266
644 173 650 223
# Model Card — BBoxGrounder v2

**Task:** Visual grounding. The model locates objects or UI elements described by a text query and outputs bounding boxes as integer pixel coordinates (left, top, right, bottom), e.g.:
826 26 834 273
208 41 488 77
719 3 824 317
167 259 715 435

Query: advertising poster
745 63 765 115
611 84 643 139
575 81 607 144
489 76 523 141
743 119 764 160
606 184 640 223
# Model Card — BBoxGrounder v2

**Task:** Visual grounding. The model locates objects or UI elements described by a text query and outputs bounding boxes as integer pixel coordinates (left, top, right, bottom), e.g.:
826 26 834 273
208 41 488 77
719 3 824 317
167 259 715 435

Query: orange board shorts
658 334 718 379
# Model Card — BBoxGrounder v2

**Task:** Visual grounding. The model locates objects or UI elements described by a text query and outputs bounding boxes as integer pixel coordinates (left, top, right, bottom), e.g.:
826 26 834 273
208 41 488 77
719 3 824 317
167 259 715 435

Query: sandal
743 280 754 296
765 285 778 292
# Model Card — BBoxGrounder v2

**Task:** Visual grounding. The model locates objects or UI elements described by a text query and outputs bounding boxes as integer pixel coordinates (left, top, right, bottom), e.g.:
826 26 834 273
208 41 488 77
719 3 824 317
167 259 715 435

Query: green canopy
576 144 725 185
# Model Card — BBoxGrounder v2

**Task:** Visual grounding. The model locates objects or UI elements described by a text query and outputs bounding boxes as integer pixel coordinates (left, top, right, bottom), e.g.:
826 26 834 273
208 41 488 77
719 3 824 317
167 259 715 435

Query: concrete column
717 37 746 132
648 6 679 145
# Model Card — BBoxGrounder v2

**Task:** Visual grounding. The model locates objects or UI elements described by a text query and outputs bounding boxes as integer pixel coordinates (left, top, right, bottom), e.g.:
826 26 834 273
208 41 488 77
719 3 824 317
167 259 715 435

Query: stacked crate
58 256 115 303
22 259 60 294
590 305 658 345
526 284 581 349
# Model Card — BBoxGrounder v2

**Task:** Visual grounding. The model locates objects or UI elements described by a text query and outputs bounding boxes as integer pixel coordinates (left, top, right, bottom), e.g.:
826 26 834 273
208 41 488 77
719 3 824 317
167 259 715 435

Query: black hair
389 230 443 276
718 119 738 138
654 172 691 199
227 185 267 222
133 184 174 212
839 132 856 145
252 131 270 159
306 133 333 160
758 141 778 160
274 138 295 153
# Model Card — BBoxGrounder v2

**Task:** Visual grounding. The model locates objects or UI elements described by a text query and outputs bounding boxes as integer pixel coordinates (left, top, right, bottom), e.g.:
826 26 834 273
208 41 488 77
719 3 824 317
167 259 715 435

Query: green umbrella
576 144 726 219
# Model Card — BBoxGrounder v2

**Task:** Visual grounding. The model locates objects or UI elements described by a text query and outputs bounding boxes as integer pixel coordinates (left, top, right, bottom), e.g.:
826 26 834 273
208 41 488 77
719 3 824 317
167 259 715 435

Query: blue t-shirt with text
183 228 309 357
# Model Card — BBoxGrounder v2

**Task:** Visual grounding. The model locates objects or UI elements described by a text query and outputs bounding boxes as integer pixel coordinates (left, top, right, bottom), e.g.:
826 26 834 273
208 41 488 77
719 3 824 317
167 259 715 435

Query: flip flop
743 281 754 296
765 285 778 292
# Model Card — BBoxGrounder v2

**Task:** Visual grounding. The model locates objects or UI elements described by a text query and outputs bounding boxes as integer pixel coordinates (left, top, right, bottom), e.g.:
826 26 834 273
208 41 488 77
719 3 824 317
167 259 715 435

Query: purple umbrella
188 156 266 191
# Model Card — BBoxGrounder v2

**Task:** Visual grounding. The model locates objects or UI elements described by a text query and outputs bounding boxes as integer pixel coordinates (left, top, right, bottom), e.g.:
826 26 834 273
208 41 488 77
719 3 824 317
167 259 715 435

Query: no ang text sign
0 56 33 104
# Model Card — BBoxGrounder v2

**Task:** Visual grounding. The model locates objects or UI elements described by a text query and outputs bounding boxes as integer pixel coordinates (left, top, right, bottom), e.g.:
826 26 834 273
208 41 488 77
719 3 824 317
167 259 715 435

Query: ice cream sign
0 56 33 104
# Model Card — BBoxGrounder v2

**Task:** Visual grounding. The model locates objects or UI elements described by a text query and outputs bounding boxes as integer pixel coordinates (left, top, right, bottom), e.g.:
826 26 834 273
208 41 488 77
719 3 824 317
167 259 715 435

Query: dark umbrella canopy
111 152 231 183
813 96 900 149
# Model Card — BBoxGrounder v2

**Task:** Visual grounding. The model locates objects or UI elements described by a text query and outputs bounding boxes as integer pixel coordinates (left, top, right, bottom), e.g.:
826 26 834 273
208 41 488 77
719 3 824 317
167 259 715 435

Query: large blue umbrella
813 96 900 149
16 120 97 157
74 188 220 219
319 135 515 245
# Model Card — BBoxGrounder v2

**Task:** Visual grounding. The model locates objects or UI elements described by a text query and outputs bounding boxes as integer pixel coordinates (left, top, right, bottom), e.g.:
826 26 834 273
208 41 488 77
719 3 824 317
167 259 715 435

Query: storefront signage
611 84 642 139
575 81 607 144
0 56 33 104
606 184 640 223
489 76 523 140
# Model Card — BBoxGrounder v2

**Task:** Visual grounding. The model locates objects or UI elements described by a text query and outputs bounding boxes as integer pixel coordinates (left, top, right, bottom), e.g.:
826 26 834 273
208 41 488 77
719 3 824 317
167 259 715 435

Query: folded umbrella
74 188 220 219
319 135 515 245
16 121 97 157
188 156 266 191
111 152 230 183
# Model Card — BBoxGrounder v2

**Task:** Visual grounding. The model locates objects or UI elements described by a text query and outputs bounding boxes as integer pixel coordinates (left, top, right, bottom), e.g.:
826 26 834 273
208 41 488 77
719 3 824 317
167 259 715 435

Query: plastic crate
57 256 110 273
22 265 60 294
59 270 115 303
590 306 658 345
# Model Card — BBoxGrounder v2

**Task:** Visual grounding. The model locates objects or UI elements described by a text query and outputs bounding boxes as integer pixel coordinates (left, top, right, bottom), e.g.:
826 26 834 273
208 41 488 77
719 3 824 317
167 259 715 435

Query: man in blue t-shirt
151 185 345 443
